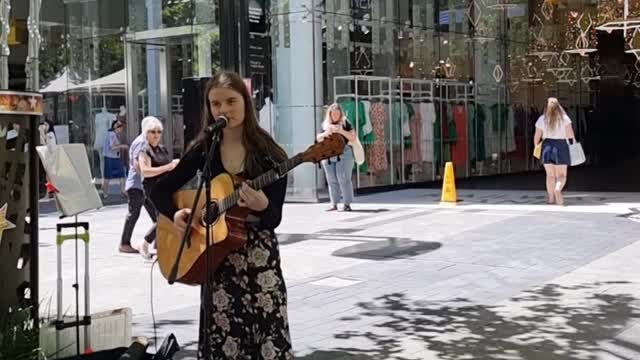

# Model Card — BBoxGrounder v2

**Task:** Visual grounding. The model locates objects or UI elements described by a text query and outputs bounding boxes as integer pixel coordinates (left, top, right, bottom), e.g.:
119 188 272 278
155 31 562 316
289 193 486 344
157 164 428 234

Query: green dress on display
338 99 375 172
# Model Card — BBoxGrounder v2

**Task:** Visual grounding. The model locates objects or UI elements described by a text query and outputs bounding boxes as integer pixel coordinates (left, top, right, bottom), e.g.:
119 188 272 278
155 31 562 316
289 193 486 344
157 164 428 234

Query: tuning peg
318 162 322 170
327 159 332 165
337 155 341 162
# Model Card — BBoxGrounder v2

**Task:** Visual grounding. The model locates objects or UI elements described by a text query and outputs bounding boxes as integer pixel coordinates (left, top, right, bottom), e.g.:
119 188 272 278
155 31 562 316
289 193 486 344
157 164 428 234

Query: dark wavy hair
194 71 287 178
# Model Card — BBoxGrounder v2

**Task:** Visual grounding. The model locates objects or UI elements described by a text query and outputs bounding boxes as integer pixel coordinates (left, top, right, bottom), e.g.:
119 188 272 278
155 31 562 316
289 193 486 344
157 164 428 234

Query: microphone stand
167 127 221 360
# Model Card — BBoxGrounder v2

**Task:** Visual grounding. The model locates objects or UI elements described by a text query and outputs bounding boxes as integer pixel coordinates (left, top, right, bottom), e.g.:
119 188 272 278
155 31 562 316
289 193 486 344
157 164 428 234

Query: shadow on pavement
318 281 640 360
332 239 441 260
172 340 198 360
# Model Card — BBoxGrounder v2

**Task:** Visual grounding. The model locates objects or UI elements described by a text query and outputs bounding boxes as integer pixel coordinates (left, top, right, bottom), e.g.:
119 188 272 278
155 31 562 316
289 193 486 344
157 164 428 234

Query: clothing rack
474 82 510 174
398 78 437 182
334 75 395 188
434 80 474 177
333 75 478 187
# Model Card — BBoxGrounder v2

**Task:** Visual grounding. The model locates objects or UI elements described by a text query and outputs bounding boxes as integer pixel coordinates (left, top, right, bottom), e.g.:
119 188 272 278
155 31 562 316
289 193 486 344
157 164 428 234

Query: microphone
205 115 229 134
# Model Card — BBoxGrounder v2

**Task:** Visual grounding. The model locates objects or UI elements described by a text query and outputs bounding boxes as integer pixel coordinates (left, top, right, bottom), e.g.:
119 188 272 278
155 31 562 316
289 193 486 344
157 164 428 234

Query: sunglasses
149 129 163 134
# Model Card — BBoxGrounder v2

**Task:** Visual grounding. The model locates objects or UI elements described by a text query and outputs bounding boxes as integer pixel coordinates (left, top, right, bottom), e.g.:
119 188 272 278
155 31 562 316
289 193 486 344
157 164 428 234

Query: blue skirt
104 156 125 179
541 139 570 166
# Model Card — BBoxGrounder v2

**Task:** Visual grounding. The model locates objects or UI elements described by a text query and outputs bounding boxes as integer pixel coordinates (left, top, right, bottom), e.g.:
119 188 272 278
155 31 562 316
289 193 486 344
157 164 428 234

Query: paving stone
36 189 640 359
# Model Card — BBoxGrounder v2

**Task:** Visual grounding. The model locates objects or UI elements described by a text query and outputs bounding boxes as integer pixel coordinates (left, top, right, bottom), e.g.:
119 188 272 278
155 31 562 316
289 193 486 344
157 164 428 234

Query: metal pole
355 76 360 189
625 0 629 38
29 113 39 337
388 78 393 185
400 79 405 183
0 0 10 89
26 0 42 91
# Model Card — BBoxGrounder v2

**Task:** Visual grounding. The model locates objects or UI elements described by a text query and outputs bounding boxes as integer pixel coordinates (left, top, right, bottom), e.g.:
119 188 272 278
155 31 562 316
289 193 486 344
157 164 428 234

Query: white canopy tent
68 69 126 94
39 68 126 95
39 67 80 93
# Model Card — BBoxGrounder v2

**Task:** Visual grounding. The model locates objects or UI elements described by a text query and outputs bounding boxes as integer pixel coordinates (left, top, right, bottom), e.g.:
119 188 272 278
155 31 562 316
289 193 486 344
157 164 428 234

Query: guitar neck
218 153 304 213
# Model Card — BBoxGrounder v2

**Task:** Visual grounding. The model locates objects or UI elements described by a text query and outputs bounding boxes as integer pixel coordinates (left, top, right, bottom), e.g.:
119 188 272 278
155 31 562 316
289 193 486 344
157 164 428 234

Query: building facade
8 0 639 200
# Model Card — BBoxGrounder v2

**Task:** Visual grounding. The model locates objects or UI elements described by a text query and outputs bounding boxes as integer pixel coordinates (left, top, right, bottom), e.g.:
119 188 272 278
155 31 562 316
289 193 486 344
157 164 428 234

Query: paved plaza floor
38 189 640 359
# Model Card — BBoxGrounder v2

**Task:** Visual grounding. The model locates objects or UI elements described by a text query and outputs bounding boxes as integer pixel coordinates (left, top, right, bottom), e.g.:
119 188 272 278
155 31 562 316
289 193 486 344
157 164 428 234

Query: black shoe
119 244 139 254
342 205 352 212
326 205 338 212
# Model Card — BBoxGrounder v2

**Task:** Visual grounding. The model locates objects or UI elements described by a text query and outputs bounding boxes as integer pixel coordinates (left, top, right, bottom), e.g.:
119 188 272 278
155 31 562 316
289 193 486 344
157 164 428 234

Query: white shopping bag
568 140 586 166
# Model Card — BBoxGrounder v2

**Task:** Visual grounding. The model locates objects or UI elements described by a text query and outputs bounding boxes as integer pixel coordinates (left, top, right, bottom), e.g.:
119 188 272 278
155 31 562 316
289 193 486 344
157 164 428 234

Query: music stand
36 143 103 357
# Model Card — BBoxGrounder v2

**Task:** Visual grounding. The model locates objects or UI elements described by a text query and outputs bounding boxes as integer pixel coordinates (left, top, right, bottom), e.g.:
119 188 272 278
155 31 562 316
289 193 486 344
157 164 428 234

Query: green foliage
96 36 125 78
0 307 40 360
162 0 194 27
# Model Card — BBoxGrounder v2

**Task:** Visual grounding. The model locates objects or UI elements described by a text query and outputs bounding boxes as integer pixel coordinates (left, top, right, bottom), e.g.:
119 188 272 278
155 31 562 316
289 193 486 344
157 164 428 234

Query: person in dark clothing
150 71 293 359
119 116 177 255
137 116 178 259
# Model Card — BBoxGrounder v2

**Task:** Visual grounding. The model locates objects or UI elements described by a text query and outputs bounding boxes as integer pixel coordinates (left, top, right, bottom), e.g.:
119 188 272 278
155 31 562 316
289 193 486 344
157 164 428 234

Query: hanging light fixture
540 0 556 21
626 27 640 58
521 59 544 83
529 14 556 59
557 68 578 86
580 63 601 84
596 0 640 35
444 57 456 78
492 64 504 82
467 0 483 27
487 0 517 11
564 13 597 56
553 52 574 79
633 58 640 87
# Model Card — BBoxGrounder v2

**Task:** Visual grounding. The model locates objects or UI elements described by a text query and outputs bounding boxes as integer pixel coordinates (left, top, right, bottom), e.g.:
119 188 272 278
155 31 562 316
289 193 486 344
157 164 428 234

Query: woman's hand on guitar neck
174 208 192 232
238 182 269 211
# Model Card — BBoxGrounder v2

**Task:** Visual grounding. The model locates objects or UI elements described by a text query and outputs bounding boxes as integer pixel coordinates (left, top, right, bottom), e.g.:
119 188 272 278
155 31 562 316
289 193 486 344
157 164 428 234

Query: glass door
125 28 220 158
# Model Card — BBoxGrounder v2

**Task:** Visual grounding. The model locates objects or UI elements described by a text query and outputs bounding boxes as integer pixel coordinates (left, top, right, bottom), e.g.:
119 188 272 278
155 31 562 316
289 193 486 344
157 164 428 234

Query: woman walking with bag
533 97 576 206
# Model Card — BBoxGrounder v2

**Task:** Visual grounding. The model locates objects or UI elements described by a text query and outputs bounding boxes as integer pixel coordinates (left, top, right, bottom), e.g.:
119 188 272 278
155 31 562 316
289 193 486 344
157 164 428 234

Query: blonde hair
141 116 163 141
322 103 347 131
544 97 567 130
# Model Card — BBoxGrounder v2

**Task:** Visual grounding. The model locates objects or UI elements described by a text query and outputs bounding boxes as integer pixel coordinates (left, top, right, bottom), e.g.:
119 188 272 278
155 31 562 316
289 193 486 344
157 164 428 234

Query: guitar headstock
301 134 346 164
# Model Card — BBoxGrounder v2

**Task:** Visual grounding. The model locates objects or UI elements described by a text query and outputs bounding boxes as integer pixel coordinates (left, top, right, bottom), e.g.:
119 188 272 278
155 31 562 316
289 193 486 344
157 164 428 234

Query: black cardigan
150 142 287 230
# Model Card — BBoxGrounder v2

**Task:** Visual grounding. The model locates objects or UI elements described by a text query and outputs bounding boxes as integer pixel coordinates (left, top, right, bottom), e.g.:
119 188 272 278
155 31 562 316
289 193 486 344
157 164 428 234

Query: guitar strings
219 154 303 212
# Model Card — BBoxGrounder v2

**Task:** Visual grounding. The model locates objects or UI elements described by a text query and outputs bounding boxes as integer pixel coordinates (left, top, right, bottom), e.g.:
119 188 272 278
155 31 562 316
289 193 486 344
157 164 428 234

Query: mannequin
259 88 276 136
259 95 275 136
94 107 116 180
117 105 127 122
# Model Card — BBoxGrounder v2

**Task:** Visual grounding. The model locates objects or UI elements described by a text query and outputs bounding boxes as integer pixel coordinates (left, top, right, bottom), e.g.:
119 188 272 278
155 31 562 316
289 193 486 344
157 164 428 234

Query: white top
259 97 275 135
94 111 116 151
535 115 572 139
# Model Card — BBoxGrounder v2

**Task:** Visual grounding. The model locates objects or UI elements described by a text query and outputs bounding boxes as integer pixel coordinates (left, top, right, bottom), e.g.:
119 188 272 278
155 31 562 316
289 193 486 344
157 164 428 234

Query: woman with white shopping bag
533 97 583 206
317 103 361 212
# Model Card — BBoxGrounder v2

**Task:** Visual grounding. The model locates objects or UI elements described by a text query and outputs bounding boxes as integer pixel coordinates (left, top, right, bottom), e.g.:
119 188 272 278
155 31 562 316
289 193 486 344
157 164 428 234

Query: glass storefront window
270 0 324 200
63 0 127 180
32 0 640 199
37 0 220 183
266 0 617 199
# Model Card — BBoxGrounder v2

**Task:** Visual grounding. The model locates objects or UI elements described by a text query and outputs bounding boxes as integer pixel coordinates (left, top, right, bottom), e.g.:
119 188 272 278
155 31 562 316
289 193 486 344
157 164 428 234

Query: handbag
349 138 366 165
533 143 542 159
568 139 586 166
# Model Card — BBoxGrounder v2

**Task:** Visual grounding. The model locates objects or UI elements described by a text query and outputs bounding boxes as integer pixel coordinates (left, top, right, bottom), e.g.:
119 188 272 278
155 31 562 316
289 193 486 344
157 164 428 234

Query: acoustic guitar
156 134 346 285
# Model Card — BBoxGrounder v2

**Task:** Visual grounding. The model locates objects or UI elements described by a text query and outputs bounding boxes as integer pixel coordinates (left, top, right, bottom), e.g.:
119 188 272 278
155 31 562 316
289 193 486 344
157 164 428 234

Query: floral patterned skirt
198 228 293 360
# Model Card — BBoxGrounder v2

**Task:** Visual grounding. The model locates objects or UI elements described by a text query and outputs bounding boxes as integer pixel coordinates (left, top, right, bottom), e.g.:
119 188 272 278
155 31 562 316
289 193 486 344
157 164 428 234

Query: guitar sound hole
201 201 221 226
